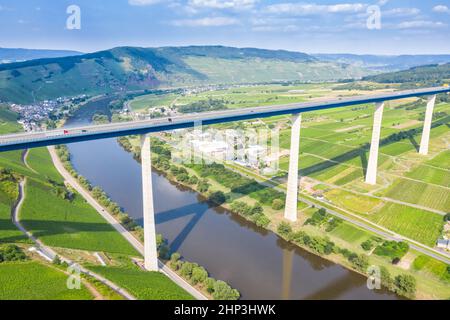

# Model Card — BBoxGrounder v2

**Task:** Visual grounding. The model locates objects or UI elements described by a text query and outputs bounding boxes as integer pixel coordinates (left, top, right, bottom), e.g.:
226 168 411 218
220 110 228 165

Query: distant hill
0 46 369 104
362 63 450 86
314 54 450 72
0 48 82 64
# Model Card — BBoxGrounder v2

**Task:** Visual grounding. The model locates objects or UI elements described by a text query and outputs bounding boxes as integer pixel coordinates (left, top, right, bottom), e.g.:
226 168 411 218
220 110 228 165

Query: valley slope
0 46 369 104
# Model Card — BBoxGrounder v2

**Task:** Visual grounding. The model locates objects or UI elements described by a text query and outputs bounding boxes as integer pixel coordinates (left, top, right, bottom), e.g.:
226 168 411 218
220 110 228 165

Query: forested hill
0 48 82 64
363 63 450 86
0 46 368 104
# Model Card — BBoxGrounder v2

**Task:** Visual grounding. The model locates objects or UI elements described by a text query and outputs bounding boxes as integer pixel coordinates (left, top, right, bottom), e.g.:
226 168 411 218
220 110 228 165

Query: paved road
47 146 208 300
11 178 137 300
1 86 448 152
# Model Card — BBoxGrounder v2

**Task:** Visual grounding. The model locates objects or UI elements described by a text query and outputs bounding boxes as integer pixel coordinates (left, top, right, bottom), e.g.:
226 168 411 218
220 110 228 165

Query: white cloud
433 5 450 13
397 20 446 29
383 7 420 17
172 16 239 27
264 3 367 16
128 0 162 6
188 0 257 10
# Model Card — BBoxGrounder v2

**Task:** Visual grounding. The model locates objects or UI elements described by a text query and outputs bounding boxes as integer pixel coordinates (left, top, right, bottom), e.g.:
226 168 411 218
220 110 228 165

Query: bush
271 199 284 210
197 179 210 193
277 222 292 238
252 213 270 228
349 254 369 272
374 241 409 261
361 240 374 251
180 262 196 279
0 245 27 262
394 274 416 298
169 253 181 270
191 266 208 285
205 278 216 294
208 191 226 206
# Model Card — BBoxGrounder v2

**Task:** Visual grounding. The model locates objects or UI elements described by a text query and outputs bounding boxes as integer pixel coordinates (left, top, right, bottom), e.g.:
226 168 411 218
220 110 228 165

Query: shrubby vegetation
374 241 409 263
230 201 270 227
304 208 343 232
0 168 20 202
92 113 109 124
0 244 27 263
178 98 227 114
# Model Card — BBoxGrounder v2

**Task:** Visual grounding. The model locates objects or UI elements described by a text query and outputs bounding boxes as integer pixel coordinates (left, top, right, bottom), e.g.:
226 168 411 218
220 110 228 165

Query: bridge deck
0 86 449 152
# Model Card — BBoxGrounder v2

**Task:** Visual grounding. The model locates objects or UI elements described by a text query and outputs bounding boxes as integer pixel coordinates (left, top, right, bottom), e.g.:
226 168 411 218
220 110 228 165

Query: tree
212 280 240 300
271 199 284 210
444 213 450 222
191 266 208 285
277 222 292 238
349 254 369 272
208 191 226 206
205 278 216 294
361 240 374 251
394 274 416 298
180 262 195 279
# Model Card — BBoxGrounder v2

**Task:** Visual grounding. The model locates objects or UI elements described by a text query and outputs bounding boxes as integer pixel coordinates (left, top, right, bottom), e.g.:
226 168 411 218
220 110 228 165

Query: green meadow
0 261 93 300
88 265 193 300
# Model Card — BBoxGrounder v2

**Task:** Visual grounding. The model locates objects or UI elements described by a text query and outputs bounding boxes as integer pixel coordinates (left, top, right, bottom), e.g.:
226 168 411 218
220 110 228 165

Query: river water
65 98 398 300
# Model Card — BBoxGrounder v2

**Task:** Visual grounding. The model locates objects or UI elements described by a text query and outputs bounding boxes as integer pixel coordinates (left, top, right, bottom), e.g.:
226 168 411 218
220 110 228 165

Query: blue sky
0 0 449 54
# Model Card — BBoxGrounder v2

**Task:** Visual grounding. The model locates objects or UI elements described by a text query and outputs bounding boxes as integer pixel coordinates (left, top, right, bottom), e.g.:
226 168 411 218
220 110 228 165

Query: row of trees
169 253 240 300
55 145 145 241
178 98 227 114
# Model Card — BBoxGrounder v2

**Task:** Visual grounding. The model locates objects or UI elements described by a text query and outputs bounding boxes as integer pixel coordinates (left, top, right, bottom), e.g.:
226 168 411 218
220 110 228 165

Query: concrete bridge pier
365 102 385 185
141 134 158 271
419 95 437 155
284 113 302 222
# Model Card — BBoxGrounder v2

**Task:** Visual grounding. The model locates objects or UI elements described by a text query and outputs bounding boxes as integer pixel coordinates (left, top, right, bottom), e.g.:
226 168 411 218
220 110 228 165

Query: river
65 98 399 300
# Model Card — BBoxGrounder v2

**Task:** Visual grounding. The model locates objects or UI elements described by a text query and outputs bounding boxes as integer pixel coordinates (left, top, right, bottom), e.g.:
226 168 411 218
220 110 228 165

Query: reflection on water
65 99 399 300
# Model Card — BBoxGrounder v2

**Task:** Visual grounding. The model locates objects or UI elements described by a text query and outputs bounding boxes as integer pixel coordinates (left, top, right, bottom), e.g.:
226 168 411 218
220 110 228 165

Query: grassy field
381 178 449 212
369 203 444 247
20 179 138 255
0 261 93 300
27 148 64 183
88 265 194 300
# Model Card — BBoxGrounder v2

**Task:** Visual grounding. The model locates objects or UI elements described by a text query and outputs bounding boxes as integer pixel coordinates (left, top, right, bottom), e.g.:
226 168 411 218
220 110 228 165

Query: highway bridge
0 86 448 271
